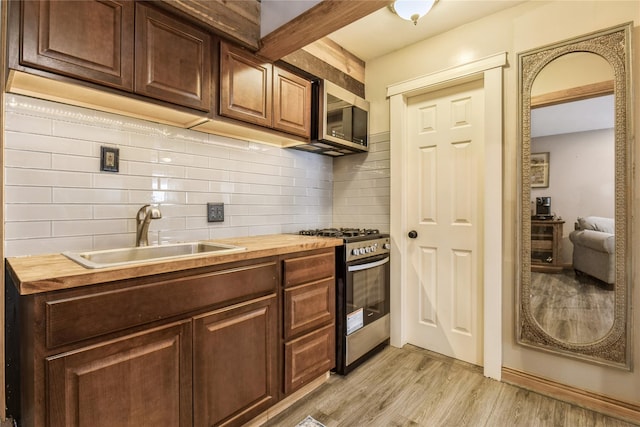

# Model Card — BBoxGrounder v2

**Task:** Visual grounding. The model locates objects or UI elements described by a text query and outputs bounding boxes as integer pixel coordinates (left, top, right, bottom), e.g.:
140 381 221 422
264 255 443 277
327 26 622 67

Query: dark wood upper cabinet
19 1 211 111
21 0 135 91
219 41 273 128
219 40 312 139
273 66 312 138
135 3 211 111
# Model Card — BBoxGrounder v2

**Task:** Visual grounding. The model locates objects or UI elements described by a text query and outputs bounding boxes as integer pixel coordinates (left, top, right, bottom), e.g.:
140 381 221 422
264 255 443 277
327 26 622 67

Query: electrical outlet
207 203 224 222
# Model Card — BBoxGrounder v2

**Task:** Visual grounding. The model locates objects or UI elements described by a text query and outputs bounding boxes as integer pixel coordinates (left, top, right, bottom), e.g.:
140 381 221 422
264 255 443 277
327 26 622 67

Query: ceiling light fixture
389 0 436 25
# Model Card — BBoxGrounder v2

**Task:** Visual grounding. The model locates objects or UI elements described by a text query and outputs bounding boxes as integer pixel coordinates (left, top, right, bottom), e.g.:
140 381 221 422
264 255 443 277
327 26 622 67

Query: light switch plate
207 203 224 222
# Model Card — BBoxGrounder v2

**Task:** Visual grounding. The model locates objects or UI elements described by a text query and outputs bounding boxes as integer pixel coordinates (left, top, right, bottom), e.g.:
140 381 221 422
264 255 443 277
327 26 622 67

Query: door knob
408 230 418 239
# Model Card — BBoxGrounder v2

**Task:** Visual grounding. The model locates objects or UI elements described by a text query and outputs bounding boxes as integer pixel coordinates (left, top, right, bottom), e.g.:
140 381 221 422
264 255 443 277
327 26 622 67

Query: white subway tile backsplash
3 94 392 258
92 174 153 191
52 154 100 173
53 219 129 237
5 95 333 256
52 120 125 145
53 188 129 204
6 236 94 256
127 190 187 205
5 110 52 135
186 166 229 181
92 233 136 250
5 186 52 204
5 221 51 239
127 161 185 178
6 204 93 222
6 168 92 188
5 149 52 169
5 131 93 156
333 133 390 232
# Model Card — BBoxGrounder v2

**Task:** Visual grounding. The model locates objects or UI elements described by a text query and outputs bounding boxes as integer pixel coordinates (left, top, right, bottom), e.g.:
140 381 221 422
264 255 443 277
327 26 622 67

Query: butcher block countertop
6 234 343 296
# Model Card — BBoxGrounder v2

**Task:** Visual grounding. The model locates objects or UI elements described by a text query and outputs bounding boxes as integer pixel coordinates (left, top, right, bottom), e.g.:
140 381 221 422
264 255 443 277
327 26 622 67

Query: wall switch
207 203 224 222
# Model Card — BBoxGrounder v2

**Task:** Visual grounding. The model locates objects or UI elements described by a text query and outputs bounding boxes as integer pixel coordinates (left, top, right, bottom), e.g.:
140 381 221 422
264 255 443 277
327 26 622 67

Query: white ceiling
327 0 526 62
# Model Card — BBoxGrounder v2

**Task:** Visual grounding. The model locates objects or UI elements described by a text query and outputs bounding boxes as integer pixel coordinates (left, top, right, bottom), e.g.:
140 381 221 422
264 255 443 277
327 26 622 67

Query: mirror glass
518 24 631 368
530 53 615 344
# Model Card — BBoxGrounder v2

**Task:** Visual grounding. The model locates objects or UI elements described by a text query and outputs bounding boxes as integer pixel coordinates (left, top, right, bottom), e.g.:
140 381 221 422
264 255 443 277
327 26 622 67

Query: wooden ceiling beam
165 0 261 50
257 0 388 62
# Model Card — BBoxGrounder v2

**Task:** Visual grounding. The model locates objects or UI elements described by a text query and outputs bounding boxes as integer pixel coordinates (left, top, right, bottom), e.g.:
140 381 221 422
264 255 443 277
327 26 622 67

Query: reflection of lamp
389 0 436 25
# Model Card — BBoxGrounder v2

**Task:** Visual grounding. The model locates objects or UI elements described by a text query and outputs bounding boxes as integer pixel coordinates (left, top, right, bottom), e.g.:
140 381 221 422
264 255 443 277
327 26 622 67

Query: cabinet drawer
284 278 335 340
45 261 277 349
284 323 335 395
283 251 334 288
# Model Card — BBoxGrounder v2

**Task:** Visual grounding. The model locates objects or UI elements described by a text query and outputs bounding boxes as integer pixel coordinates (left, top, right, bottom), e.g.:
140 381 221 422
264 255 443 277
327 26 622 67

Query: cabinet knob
408 230 418 239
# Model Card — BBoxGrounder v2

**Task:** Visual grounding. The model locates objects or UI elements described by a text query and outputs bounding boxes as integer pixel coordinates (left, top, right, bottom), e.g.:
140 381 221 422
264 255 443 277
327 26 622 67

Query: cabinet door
219 41 273 127
46 321 192 427
21 0 134 90
193 294 278 427
135 3 211 111
273 66 311 138
284 323 335 395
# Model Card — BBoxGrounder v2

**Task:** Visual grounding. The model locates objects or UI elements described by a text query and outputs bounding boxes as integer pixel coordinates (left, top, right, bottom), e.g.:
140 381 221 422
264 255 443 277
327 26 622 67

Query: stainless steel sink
62 242 246 269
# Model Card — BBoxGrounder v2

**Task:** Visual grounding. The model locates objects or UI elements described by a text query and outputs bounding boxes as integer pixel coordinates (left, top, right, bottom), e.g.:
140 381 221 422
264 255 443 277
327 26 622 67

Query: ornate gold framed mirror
517 23 632 368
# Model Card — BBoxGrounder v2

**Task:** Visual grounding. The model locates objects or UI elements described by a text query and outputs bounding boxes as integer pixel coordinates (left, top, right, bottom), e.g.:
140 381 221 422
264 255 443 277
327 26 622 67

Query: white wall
365 0 639 405
532 128 615 264
3 94 333 257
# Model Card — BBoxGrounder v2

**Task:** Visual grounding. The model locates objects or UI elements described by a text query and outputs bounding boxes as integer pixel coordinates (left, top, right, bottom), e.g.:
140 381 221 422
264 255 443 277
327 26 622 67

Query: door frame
388 52 506 380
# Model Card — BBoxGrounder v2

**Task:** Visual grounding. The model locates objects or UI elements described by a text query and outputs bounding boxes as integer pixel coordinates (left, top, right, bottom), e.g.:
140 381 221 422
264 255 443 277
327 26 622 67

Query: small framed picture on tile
100 146 119 172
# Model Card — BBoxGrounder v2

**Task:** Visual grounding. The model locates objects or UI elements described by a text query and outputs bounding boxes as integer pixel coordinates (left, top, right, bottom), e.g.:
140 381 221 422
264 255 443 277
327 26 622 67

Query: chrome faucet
136 204 162 247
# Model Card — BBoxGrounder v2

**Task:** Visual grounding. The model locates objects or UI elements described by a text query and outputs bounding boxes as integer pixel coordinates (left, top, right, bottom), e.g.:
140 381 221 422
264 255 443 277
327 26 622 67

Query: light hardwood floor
262 345 638 427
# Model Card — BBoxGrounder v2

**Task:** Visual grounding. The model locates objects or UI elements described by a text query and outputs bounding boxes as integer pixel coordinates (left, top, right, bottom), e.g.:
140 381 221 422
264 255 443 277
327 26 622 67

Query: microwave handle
348 256 390 272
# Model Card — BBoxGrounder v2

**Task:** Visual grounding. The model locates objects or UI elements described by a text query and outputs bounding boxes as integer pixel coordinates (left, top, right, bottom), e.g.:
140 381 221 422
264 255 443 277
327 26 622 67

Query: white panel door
405 79 485 365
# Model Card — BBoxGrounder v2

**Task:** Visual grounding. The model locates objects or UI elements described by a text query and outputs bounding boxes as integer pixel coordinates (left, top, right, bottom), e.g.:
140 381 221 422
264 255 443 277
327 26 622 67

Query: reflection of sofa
568 216 615 284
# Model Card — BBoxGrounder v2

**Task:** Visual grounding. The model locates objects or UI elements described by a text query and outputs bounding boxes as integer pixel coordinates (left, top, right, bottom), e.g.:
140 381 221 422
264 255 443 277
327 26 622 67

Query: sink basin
63 242 246 269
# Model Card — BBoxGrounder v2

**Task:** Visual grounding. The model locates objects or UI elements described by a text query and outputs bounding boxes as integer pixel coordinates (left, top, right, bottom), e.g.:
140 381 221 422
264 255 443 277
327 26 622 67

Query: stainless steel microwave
308 80 370 156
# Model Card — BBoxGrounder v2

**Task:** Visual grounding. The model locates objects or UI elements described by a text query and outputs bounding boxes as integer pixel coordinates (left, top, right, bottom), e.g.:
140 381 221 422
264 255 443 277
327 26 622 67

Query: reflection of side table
531 219 565 273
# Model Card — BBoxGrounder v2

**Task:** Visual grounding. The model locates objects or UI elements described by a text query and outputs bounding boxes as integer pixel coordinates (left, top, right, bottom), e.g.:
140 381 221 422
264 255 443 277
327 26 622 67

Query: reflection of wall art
531 152 549 188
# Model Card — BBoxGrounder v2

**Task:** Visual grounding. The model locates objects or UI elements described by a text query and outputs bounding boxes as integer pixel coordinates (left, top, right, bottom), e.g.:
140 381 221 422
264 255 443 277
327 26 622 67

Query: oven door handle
348 256 390 272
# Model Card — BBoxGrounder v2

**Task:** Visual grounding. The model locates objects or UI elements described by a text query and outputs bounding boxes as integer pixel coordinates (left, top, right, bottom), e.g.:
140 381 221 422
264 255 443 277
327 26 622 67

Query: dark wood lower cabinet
282 249 336 395
46 320 192 427
193 294 278 427
284 323 335 395
8 250 336 427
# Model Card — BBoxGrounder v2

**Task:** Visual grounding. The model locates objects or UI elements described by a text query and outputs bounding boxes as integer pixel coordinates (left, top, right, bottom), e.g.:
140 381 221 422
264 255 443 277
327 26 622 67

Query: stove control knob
383 243 391 250
352 248 360 256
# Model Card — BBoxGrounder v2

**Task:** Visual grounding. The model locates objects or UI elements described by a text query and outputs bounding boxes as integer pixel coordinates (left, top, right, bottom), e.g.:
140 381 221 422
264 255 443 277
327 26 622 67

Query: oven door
345 254 390 335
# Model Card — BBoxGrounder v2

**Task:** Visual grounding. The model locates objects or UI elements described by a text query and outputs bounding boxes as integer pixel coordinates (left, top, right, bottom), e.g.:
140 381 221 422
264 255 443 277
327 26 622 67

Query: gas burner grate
298 228 384 239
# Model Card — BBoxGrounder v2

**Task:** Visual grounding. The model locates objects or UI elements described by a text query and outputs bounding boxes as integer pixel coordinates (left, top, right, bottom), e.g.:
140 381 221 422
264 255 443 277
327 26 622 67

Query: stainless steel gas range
299 228 390 374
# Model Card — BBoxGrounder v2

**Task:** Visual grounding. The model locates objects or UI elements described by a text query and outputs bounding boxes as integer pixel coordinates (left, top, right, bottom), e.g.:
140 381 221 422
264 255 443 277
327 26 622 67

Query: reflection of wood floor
531 270 614 344
261 345 636 426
